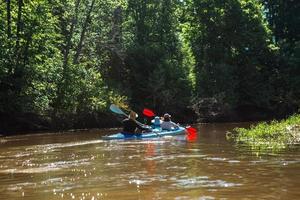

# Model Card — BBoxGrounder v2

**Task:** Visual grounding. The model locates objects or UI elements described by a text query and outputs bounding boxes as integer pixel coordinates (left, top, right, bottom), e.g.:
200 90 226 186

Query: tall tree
15 0 23 66
262 0 300 115
0 0 62 114
188 0 276 116
73 0 96 64
262 0 300 43
6 0 11 38
124 0 192 116
52 0 81 117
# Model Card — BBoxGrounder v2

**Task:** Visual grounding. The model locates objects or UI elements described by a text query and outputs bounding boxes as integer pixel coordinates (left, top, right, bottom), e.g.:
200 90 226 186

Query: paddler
161 113 179 130
122 111 150 134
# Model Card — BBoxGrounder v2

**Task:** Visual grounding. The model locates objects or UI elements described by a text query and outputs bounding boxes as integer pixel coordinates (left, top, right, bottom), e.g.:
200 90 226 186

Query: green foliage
228 114 300 150
262 0 299 43
0 0 127 130
188 0 276 110
124 0 192 115
0 0 299 131
0 0 62 113
260 0 300 115
49 0 128 125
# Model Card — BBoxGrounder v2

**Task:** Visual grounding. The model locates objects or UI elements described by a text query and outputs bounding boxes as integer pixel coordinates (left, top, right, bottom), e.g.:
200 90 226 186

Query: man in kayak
161 113 179 130
122 111 150 134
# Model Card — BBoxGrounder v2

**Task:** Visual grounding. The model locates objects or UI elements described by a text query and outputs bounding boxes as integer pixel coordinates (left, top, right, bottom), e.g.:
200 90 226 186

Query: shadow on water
0 123 299 199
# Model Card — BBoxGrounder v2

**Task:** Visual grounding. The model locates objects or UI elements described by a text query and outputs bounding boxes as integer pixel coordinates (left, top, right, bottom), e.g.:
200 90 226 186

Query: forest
0 0 299 133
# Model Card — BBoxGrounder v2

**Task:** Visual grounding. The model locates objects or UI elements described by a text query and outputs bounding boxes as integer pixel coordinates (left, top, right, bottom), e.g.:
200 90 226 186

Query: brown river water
0 123 299 200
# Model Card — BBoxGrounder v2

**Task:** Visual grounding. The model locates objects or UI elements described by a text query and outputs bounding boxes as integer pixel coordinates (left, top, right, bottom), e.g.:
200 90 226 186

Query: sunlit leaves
0 0 298 130
230 114 300 151
188 0 276 111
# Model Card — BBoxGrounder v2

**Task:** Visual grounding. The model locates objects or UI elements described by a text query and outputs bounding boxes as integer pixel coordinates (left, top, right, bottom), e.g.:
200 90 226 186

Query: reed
227 114 300 150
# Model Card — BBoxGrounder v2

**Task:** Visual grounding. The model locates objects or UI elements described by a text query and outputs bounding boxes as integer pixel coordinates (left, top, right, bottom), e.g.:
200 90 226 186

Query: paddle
110 104 128 117
110 104 150 129
142 108 198 136
186 126 197 134
141 108 163 137
185 126 198 141
143 108 155 118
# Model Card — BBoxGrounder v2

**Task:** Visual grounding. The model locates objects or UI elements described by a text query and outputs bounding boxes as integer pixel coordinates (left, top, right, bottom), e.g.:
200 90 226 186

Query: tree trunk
62 0 81 70
136 1 147 45
23 33 32 67
6 0 11 38
54 0 81 115
15 0 24 70
73 0 96 64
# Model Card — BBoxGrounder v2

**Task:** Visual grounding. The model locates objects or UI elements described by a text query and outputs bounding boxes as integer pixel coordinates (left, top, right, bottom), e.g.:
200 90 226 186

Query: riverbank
0 112 121 136
1 108 298 136
227 114 300 150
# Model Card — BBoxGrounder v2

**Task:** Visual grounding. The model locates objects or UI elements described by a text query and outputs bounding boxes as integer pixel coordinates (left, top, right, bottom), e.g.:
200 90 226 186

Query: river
0 123 299 200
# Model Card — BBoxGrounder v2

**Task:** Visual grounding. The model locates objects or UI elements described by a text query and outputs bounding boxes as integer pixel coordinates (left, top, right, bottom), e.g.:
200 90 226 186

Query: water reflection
0 124 299 199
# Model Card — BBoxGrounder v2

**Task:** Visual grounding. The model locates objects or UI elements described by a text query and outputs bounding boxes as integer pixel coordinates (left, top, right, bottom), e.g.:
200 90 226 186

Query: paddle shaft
110 104 150 130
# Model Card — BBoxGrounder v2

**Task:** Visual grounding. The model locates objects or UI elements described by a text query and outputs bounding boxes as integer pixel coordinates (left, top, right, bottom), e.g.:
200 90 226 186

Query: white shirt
161 121 178 130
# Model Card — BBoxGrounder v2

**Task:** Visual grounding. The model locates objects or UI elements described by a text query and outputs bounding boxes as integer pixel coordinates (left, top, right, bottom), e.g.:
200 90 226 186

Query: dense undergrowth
227 114 300 150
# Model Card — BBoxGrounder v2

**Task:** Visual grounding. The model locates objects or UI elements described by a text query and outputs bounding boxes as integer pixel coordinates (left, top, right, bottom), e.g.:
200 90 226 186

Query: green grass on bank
227 114 300 150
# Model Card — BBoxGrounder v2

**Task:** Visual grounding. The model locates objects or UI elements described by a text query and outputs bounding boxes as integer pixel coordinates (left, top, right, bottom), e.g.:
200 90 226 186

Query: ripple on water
105 162 120 166
198 196 215 200
173 176 242 189
25 140 104 151
129 179 147 186
6 182 37 191
166 166 187 170
227 160 240 163
105 172 171 187
174 195 216 200
250 159 300 167
117 140 169 145
6 177 84 193
144 154 207 161
204 157 227 161
0 158 91 174
0 166 61 174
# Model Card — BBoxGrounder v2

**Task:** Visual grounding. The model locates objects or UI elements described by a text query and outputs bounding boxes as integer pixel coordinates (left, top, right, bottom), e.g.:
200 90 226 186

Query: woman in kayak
122 111 150 134
161 113 179 130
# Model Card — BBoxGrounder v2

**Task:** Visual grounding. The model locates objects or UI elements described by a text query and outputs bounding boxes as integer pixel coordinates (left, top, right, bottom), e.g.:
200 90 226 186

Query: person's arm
171 121 179 128
135 121 151 131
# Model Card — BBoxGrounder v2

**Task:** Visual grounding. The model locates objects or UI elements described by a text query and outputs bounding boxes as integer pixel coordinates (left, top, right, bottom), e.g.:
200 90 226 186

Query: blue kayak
102 126 186 140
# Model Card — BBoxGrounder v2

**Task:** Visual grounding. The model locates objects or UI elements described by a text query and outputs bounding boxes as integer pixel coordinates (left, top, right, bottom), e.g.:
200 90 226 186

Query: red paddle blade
186 126 197 134
143 108 155 117
186 126 198 142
